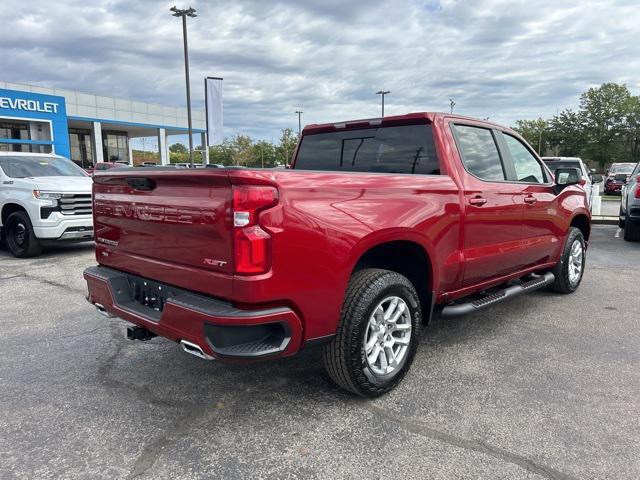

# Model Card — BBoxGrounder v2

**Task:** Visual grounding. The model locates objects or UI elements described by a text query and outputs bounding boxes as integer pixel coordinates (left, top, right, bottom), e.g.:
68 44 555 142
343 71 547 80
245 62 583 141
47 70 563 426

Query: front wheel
322 268 422 397
548 227 585 294
5 211 42 258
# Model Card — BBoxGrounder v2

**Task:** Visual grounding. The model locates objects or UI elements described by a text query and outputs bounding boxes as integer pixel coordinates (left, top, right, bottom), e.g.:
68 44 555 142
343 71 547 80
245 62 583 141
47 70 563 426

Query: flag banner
205 77 223 145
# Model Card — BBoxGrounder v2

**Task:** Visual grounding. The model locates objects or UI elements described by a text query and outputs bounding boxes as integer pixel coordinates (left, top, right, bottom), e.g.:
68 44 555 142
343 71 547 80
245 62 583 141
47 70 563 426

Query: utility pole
295 110 303 138
449 98 456 114
538 130 542 154
261 143 264 168
170 6 197 167
376 90 390 117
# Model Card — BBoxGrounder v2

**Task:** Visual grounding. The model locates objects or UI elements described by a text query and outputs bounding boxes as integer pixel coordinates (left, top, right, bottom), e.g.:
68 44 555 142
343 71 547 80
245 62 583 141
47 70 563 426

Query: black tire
548 227 585 294
624 219 640 242
618 206 625 229
5 211 42 258
322 268 422 397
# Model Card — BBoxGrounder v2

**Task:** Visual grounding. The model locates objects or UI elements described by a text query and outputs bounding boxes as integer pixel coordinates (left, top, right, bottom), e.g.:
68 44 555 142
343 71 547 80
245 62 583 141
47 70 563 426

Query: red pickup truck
84 113 590 397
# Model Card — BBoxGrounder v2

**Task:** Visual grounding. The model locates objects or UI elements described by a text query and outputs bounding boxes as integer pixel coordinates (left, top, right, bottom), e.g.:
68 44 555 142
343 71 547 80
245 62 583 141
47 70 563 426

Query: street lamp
295 110 303 138
170 6 197 167
376 90 390 117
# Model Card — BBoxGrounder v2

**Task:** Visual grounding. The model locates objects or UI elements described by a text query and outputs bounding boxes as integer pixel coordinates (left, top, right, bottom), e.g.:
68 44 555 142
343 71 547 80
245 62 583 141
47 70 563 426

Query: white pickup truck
0 152 93 257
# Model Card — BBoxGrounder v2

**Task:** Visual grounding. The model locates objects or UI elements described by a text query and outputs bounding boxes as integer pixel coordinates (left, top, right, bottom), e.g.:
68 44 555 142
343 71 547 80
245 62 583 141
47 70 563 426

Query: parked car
136 162 158 167
604 163 635 194
541 157 594 207
619 161 640 241
0 152 93 257
84 113 590 397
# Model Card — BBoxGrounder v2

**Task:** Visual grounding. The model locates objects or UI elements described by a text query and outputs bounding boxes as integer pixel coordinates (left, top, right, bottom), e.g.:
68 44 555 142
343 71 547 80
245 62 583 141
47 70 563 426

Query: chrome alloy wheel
568 239 584 286
363 296 412 376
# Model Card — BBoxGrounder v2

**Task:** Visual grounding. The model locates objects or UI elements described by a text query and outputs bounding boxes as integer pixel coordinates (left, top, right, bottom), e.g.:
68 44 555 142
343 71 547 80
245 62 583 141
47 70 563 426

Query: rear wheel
322 268 422 397
548 227 585 294
5 211 42 258
624 220 640 242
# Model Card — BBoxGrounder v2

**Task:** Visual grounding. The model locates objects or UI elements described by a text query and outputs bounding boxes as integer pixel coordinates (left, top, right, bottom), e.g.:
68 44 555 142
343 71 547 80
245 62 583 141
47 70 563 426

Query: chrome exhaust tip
180 340 214 360
94 303 115 318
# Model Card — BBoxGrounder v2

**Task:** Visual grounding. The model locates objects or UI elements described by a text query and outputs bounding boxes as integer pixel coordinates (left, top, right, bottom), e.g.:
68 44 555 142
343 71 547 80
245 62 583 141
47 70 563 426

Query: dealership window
103 131 129 163
69 129 93 169
0 119 52 153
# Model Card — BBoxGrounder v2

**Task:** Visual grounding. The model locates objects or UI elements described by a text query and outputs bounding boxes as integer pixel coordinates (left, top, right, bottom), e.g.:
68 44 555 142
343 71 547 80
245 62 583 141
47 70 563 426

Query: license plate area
129 277 170 313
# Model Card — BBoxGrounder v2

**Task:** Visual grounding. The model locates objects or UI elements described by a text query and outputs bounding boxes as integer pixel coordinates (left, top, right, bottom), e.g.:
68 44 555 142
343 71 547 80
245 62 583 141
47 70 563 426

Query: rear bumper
83 265 303 360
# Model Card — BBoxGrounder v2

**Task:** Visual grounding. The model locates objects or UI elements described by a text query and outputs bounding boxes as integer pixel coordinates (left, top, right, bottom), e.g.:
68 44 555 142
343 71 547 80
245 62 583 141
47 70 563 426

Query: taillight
635 183 640 199
232 185 278 274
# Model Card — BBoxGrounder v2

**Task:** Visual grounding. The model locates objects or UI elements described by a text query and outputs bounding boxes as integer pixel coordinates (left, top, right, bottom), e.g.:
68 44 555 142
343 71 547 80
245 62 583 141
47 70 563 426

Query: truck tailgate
92 169 234 298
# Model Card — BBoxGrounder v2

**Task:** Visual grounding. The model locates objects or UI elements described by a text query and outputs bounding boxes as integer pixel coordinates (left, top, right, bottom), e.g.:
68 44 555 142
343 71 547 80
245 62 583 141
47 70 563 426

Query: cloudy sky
2 0 640 143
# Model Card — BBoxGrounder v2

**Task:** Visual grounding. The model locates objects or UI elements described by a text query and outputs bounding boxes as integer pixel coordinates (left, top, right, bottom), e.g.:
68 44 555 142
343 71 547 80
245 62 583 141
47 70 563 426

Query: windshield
0 156 88 178
611 164 635 174
295 124 440 174
542 160 583 177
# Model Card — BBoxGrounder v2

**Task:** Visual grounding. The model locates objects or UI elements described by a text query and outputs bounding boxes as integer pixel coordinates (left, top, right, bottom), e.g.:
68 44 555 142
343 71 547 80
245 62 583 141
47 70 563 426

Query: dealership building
0 81 208 167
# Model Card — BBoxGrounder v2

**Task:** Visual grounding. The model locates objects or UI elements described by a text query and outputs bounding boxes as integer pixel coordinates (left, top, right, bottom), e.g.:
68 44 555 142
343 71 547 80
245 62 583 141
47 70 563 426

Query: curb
591 216 619 225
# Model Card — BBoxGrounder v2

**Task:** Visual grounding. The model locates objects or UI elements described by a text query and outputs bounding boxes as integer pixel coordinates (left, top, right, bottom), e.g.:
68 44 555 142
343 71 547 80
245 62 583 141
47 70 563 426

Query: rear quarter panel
231 169 462 340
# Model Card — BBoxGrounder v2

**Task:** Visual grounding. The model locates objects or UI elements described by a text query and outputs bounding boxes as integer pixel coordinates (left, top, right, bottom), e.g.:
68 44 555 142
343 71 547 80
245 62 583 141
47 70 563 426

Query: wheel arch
570 213 591 242
1 202 29 227
349 232 435 322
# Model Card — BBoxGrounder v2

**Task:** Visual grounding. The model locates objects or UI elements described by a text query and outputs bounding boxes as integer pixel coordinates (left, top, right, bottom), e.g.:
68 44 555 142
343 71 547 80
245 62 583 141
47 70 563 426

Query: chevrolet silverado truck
1 152 93 257
84 113 590 397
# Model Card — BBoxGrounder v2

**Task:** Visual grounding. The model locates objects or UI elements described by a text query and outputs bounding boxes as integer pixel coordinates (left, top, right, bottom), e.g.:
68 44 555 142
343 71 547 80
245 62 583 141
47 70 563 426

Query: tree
169 143 188 154
231 135 254 166
252 140 277 168
513 82 640 171
625 95 640 163
579 83 632 169
513 118 548 154
546 109 587 157
276 128 298 166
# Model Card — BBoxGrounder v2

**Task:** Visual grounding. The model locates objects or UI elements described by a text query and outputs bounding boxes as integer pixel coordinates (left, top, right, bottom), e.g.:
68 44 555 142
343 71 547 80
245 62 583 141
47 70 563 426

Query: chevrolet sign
0 97 59 114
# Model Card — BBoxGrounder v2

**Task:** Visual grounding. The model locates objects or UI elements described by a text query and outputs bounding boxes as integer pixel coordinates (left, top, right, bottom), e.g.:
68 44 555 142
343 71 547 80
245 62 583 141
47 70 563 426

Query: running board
440 272 555 318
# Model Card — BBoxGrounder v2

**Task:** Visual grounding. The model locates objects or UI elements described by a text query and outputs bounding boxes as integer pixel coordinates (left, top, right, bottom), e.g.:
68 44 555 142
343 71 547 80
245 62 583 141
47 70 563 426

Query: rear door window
452 125 505 181
295 124 440 175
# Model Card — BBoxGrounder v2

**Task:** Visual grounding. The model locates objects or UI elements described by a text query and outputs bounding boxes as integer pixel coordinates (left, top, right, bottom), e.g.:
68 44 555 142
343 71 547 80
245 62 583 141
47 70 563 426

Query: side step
441 272 555 318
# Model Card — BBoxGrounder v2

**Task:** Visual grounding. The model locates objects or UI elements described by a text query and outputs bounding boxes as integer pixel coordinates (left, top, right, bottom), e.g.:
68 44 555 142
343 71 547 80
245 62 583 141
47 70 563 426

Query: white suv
542 157 595 209
0 152 93 257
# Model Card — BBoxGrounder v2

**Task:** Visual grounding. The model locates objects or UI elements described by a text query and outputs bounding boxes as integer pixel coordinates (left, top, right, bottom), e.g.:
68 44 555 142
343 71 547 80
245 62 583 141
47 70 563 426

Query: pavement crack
14 272 85 295
364 404 578 480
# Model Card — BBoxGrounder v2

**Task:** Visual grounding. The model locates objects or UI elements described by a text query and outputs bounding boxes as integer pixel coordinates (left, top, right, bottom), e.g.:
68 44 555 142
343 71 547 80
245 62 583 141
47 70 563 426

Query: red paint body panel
86 112 590 358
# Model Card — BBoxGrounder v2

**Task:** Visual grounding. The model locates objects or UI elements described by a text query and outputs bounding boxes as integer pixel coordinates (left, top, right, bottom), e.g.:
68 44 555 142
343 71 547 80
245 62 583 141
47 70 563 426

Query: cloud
1 0 640 141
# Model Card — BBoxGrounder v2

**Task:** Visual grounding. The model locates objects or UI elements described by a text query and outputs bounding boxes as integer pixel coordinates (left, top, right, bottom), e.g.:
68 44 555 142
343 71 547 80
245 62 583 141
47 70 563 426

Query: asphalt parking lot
1 224 639 479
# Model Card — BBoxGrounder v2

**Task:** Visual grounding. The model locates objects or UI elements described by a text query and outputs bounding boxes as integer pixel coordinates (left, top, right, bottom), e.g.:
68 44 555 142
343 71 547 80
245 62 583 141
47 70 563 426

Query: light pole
170 6 197 167
295 110 303 138
376 90 390 117
449 98 456 114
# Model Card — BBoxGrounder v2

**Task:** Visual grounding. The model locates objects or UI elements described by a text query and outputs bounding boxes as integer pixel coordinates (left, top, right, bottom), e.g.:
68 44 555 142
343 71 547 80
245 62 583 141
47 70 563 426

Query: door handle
524 195 537 205
468 196 487 206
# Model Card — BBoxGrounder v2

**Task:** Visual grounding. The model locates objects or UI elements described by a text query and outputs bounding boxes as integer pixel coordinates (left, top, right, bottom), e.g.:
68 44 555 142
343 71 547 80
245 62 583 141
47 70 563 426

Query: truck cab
0 152 94 257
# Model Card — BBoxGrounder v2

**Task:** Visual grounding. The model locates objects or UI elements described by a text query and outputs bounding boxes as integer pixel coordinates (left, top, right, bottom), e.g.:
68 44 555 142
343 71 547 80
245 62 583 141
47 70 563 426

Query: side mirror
553 167 582 194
